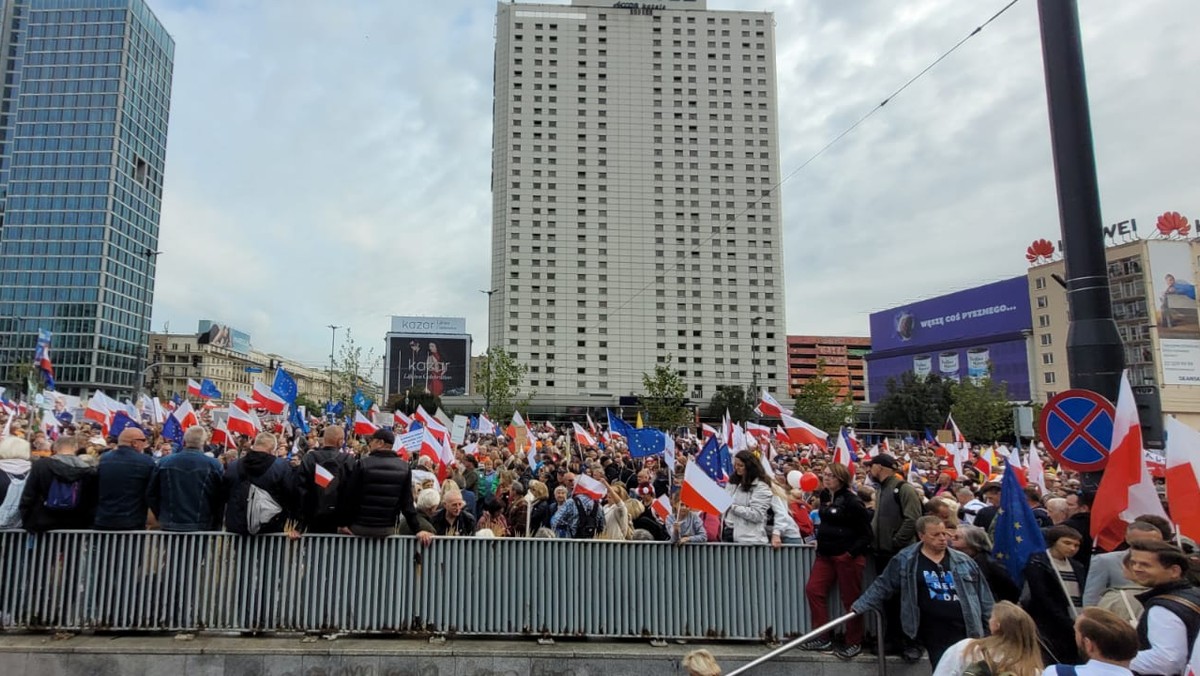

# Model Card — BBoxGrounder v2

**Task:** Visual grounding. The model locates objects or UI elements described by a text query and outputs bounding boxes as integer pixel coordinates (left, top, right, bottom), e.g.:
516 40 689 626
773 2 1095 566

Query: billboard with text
386 335 471 399
869 277 1032 353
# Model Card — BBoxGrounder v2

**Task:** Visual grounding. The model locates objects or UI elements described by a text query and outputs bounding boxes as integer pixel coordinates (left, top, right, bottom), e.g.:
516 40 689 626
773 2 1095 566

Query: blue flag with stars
199 378 222 399
628 427 666 458
272 368 298 404
992 461 1046 587
696 436 727 483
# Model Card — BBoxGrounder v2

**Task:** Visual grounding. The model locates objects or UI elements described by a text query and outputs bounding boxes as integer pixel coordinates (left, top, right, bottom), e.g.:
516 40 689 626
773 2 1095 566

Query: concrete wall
0 636 926 676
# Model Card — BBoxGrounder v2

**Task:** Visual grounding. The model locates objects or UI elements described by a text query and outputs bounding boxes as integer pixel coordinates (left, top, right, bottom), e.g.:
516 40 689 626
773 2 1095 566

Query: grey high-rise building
490 0 788 404
0 0 173 397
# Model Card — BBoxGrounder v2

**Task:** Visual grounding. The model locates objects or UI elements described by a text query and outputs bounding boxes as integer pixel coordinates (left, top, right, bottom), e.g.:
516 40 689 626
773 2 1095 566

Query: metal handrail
725 610 886 676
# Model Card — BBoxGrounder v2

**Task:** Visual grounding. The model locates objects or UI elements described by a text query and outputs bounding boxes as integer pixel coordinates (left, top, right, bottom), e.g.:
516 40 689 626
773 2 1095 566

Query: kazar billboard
869 277 1033 353
385 335 471 399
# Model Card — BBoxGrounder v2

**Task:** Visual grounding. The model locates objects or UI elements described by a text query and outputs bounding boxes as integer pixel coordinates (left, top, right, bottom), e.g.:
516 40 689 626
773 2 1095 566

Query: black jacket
432 508 477 536
1136 579 1200 654
20 455 98 532
1064 512 1093 570
93 446 156 530
343 451 420 533
973 550 1020 603
528 498 553 534
295 447 356 532
1022 551 1085 664
815 487 872 557
633 512 670 541
223 452 295 535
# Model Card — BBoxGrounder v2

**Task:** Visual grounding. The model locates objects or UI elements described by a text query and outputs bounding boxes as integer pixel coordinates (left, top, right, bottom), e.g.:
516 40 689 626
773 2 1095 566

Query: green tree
332 329 378 404
704 385 755 424
386 385 442 417
874 372 955 432
641 356 691 431
950 377 1013 443
295 394 322 416
792 361 857 434
477 347 529 421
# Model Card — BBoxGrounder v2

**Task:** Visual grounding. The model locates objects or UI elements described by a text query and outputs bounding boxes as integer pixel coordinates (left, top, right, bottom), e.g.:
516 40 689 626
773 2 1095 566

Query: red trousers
804 552 866 645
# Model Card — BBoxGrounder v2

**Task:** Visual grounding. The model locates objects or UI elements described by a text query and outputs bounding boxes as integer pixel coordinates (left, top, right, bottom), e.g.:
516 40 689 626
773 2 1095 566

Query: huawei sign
1155 211 1192 239
1025 239 1056 265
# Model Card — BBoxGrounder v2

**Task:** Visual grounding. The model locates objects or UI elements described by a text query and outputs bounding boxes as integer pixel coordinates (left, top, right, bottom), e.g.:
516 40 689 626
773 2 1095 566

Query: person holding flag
722 450 772 544
295 426 356 534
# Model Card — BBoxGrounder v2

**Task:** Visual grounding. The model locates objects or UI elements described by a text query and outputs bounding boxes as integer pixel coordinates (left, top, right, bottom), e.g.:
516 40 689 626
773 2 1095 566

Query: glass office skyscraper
0 0 173 397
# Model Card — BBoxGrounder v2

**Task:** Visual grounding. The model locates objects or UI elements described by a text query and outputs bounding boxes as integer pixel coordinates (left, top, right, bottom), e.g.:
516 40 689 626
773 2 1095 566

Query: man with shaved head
93 425 156 530
296 424 356 533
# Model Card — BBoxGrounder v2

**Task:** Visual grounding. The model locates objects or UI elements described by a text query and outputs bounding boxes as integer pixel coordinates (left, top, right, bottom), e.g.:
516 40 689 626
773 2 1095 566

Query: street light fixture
750 316 763 395
479 289 496 412
327 324 340 405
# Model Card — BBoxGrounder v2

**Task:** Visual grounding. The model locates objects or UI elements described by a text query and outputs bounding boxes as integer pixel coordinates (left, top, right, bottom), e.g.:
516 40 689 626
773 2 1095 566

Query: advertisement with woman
386 335 470 399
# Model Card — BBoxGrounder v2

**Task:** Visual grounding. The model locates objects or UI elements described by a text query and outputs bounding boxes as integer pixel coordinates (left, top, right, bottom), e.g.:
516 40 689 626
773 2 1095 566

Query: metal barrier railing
0 531 864 642
725 610 886 676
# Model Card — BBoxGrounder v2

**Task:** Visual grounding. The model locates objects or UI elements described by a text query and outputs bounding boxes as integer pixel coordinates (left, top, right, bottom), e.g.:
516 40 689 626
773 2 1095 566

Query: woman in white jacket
723 450 772 544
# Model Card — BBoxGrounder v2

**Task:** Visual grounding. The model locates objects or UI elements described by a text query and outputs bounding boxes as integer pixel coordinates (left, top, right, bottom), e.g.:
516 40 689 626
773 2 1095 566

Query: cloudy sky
149 0 1198 380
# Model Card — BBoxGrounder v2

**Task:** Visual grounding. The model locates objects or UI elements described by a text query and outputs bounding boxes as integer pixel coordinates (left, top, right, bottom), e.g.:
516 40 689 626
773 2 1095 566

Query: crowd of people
0 405 1198 676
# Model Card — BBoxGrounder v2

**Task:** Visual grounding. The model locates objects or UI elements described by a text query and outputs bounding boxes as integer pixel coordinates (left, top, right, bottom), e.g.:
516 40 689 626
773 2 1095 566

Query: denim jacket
851 542 994 639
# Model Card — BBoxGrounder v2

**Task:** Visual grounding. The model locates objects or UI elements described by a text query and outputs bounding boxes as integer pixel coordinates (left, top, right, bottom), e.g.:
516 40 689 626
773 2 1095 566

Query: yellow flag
636 411 644 429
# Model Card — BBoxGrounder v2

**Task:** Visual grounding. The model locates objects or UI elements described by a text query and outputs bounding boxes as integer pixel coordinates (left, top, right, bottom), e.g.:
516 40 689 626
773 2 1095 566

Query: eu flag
352 390 371 412
696 436 726 482
628 427 666 458
199 379 222 399
272 368 298 404
992 461 1047 586
607 409 635 439
109 411 143 440
161 413 183 444
289 404 310 435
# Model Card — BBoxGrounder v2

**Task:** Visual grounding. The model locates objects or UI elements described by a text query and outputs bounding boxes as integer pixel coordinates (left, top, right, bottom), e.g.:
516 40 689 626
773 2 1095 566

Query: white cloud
149 0 1200 379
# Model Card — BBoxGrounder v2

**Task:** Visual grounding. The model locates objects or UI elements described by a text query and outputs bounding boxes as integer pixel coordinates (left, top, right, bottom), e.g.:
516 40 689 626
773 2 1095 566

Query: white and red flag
780 414 829 449
754 389 793 418
1165 416 1200 543
226 405 261 438
352 411 378 436
314 463 334 489
1092 372 1170 551
573 422 597 448
651 494 673 521
680 459 734 516
573 474 608 501
251 381 286 415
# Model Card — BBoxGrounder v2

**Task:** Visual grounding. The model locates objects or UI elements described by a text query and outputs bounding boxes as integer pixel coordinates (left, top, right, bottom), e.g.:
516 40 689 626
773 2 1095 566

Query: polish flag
833 427 856 475
587 413 599 436
211 422 235 450
745 420 771 441
573 422 597 448
881 438 891 454
701 423 718 441
84 391 113 429
227 405 261 438
573 474 608 501
651 494 673 521
508 411 535 465
754 389 793 418
477 413 496 435
251 381 286 415
314 463 334 489
774 426 790 445
394 410 412 429
353 411 378 436
780 414 829 449
173 401 198 430
1093 372 1171 551
187 379 202 398
680 459 734 516
1165 416 1200 542
232 393 258 412
414 405 441 430
1027 446 1047 493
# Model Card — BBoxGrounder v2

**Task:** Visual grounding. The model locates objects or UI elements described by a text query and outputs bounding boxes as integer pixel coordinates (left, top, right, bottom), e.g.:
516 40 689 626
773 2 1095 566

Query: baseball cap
866 454 897 469
370 428 395 445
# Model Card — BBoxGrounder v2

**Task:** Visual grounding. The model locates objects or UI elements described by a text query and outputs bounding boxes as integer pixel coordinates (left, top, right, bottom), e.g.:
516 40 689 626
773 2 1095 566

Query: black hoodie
222 452 295 535
20 454 98 532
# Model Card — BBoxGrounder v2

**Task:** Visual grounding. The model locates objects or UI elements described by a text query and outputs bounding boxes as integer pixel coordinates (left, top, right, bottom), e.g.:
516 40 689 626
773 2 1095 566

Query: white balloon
787 470 802 490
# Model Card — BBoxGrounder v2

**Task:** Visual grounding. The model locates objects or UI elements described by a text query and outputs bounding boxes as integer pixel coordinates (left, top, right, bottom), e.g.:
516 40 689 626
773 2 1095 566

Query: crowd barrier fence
0 531 854 641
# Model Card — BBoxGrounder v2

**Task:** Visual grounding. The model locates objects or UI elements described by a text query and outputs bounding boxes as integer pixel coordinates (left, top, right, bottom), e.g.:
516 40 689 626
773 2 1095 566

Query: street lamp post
327 324 340 405
750 316 763 395
479 289 496 413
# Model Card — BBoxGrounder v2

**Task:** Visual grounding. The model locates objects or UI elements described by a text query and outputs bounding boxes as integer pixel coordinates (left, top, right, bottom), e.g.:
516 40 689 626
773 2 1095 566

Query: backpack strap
1157 594 1200 618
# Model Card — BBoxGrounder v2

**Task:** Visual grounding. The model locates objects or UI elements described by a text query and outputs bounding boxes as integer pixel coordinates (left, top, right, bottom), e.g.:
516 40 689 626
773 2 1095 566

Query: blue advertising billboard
197 320 251 354
869 277 1032 353
867 277 1033 401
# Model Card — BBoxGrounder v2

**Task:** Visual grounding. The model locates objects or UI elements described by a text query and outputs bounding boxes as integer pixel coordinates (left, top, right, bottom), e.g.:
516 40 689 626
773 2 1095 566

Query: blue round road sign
1037 389 1115 472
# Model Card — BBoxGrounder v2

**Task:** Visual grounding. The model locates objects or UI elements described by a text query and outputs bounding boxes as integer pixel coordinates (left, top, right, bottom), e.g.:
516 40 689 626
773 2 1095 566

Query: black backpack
573 496 600 539
310 453 349 519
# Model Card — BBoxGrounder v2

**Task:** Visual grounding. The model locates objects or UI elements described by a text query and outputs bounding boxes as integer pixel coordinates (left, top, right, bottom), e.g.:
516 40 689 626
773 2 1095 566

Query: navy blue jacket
93 446 156 530
147 448 224 532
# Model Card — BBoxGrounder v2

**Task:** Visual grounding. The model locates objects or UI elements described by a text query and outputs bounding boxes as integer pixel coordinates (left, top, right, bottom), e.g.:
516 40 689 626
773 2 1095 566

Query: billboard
1147 241 1200 385
869 277 1032 353
386 335 471 399
866 337 1032 401
389 316 467 336
197 320 251 354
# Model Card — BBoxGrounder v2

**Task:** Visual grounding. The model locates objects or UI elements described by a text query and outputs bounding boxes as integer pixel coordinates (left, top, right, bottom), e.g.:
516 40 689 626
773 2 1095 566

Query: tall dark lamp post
480 289 496 413
1036 0 1124 491
327 324 340 405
